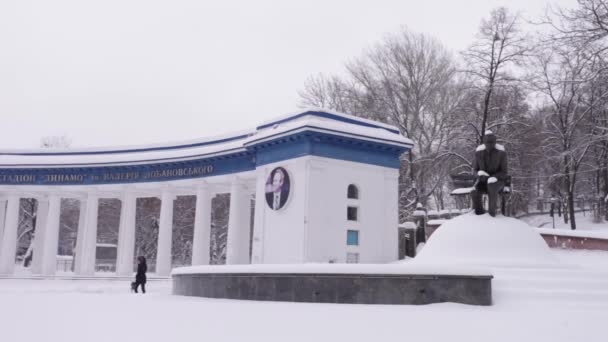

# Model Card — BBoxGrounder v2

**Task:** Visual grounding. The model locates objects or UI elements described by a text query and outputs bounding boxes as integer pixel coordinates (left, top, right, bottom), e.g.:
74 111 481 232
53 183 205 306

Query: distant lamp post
550 197 556 229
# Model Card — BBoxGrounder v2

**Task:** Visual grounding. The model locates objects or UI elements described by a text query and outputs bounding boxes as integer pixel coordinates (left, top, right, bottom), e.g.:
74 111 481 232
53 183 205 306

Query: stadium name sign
0 164 215 185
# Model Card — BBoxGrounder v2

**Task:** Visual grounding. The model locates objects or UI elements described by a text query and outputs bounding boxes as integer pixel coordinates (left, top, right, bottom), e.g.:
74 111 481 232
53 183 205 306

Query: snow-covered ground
0 249 605 342
1 214 607 342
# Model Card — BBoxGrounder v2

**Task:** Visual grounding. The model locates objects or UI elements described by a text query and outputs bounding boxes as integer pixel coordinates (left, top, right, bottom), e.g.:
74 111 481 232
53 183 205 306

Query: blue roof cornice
256 110 401 134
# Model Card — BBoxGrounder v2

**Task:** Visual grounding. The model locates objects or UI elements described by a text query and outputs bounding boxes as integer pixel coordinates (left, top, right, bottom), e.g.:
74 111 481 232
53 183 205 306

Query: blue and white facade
0 109 413 276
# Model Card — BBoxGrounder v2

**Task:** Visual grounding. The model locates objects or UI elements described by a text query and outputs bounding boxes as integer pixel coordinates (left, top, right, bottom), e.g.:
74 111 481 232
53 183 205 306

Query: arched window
347 184 359 199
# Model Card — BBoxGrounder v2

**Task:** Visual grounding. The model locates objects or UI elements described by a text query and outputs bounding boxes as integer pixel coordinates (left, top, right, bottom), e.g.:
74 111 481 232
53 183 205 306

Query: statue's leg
471 185 485 215
487 181 504 217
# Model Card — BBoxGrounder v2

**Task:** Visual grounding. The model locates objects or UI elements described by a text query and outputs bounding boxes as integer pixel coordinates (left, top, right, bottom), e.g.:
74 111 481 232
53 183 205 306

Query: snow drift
414 213 562 268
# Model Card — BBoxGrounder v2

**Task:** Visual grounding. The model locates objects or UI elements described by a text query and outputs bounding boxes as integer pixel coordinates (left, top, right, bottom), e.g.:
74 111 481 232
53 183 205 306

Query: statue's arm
472 152 479 175
495 152 508 180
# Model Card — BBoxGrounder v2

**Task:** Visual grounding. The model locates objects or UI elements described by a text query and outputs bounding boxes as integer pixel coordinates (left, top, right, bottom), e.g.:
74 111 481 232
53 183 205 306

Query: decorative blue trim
256 110 401 134
0 123 411 185
248 131 409 169
0 153 256 186
245 125 412 149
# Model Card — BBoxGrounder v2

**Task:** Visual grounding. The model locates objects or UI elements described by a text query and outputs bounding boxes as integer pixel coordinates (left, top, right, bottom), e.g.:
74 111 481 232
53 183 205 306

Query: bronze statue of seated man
471 132 508 217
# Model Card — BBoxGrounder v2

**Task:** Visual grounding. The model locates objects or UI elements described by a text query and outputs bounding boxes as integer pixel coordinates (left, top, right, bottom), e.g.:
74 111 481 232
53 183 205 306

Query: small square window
346 252 359 264
347 230 359 246
347 206 358 221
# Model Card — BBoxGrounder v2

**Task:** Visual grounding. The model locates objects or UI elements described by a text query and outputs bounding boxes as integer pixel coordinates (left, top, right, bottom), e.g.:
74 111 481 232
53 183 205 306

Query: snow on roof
484 130 494 135
0 109 413 167
0 130 254 156
257 107 401 134
0 136 249 167
413 213 562 268
244 113 413 149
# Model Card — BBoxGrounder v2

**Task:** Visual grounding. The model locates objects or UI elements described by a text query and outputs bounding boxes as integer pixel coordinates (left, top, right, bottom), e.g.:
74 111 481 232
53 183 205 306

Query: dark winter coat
472 146 508 181
136 262 147 284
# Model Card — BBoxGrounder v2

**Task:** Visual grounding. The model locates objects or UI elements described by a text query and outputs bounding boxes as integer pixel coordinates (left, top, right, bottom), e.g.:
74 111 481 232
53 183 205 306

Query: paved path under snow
0 250 606 342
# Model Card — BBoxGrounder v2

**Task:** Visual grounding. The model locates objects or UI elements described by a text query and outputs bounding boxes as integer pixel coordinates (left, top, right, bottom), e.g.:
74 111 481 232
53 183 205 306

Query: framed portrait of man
265 167 290 210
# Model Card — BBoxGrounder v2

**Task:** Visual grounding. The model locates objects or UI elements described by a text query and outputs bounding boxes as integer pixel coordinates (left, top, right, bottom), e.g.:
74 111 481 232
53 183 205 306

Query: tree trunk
568 189 577 230
564 166 576 230
408 151 419 205
603 152 608 220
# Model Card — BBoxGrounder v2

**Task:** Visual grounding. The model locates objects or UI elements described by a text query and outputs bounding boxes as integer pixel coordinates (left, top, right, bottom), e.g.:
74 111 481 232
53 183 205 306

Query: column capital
36 196 49 203
47 193 62 201
79 191 99 205
195 181 209 191
230 176 251 192
157 185 177 200
120 186 138 200
4 192 21 200
161 192 177 201
85 191 99 199
83 186 101 196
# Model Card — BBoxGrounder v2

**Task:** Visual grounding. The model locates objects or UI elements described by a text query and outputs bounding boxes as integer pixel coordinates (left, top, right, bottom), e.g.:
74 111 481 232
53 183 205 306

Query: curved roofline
0 109 406 157
0 131 254 156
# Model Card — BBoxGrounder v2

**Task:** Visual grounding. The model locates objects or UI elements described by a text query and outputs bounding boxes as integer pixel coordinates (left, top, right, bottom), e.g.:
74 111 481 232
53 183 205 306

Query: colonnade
0 177 254 277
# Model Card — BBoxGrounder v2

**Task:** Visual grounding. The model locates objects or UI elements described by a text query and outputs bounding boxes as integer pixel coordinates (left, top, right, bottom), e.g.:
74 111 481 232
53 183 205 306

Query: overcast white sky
0 0 576 149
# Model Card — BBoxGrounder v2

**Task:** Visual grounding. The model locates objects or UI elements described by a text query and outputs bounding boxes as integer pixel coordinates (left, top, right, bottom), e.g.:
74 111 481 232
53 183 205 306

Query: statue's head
483 132 497 152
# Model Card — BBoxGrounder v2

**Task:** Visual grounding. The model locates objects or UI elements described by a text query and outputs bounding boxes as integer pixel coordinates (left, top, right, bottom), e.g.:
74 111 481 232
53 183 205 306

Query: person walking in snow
471 131 508 217
133 256 147 294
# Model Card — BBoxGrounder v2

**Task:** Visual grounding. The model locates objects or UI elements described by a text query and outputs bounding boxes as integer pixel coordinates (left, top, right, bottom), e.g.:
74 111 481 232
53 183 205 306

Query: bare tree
528 38 608 229
543 0 608 49
299 29 466 214
461 7 528 142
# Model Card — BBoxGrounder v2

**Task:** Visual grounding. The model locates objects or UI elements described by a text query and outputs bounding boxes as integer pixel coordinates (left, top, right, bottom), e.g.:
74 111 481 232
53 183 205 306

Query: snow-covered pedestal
414 213 562 268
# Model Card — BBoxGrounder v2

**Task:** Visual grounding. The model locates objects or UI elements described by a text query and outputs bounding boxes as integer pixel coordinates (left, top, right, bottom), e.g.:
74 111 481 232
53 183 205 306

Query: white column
192 185 212 265
156 190 175 276
73 199 87 274
226 178 252 265
0 195 20 275
116 191 137 276
40 195 61 276
31 199 49 274
0 199 7 251
74 193 99 276
251 168 267 264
